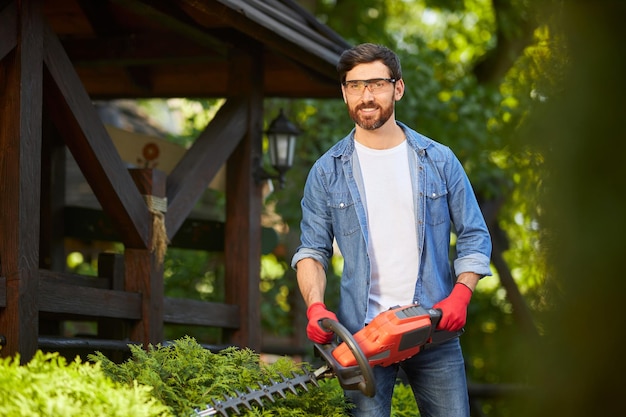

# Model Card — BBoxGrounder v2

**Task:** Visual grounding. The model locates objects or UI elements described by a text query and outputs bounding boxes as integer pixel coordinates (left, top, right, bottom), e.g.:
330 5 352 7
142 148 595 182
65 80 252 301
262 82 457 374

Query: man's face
342 61 404 131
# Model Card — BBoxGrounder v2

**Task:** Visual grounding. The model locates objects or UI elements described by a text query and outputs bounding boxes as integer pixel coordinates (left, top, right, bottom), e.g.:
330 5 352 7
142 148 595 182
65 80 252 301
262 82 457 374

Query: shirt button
432 193 437 197
339 202 345 208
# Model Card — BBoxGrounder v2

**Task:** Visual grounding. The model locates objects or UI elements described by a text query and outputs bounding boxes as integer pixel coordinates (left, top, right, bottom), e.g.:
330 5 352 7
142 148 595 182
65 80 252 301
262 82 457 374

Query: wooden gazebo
0 0 350 362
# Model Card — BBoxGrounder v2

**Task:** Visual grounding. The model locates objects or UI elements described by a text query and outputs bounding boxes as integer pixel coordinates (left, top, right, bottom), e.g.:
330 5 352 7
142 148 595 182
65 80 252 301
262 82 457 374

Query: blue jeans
344 339 469 417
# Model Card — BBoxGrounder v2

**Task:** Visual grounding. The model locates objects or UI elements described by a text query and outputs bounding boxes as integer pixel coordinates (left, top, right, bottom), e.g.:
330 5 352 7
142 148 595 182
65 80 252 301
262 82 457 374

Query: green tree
263 1 566 415
512 1 626 416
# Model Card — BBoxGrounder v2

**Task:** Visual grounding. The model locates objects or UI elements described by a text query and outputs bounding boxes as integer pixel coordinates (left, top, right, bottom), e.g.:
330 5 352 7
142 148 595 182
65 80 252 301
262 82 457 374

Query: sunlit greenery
261 2 565 416
60 1 568 415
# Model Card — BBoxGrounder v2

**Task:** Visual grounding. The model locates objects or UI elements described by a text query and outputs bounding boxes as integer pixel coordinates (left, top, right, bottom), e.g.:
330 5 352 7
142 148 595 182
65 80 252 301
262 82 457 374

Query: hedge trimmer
196 304 462 416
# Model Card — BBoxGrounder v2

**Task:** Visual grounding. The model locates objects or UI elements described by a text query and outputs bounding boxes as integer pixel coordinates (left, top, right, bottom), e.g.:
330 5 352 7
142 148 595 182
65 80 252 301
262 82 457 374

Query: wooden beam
76 0 118 36
124 248 163 344
63 206 227 252
39 275 142 320
224 47 264 352
179 0 342 79
39 114 67 272
164 298 240 329
97 253 131 357
123 169 167 346
71 60 341 99
0 1 16 61
39 269 110 290
75 0 154 92
0 0 44 361
61 33 223 67
110 0 229 56
165 97 248 238
41 21 150 249
0 276 5 307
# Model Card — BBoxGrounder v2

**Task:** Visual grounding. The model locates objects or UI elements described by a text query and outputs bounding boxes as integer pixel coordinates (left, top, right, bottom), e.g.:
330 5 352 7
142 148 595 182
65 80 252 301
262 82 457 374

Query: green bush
0 350 171 417
0 337 421 416
391 382 420 416
90 336 351 416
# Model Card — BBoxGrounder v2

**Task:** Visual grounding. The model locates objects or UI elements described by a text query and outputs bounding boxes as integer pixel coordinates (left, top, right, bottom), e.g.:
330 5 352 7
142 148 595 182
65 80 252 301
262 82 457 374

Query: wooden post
124 168 167 346
224 46 264 352
97 252 129 361
0 0 44 362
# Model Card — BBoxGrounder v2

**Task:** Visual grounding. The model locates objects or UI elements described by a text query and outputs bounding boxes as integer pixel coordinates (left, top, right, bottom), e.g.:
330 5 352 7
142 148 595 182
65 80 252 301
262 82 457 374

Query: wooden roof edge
215 0 351 67
277 0 352 49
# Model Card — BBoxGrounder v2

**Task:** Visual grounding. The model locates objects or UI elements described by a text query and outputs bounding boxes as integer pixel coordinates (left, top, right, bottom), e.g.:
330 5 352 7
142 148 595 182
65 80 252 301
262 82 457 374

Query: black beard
348 101 394 130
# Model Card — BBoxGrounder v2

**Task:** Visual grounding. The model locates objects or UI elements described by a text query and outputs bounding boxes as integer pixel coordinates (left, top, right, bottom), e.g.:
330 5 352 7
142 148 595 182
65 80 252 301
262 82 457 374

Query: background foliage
262 0 563 395
65 1 571 415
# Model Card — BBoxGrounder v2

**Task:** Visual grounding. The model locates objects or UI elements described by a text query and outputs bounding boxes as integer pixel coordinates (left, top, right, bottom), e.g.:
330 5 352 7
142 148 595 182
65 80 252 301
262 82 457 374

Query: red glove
432 282 473 331
306 302 338 344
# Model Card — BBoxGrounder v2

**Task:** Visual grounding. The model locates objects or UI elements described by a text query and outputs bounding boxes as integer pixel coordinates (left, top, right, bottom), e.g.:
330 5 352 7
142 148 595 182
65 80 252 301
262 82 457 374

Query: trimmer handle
317 318 376 398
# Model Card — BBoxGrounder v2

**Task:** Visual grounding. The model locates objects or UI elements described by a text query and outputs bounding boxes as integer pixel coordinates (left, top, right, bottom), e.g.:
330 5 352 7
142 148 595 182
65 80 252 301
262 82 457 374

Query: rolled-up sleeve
445 148 493 278
454 252 492 277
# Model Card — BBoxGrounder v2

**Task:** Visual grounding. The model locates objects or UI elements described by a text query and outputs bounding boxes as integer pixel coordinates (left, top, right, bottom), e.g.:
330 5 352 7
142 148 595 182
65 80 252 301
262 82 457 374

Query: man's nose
362 85 375 100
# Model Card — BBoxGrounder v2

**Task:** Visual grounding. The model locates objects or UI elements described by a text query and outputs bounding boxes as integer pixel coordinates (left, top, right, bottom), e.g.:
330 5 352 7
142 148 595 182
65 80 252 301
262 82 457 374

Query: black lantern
255 109 300 188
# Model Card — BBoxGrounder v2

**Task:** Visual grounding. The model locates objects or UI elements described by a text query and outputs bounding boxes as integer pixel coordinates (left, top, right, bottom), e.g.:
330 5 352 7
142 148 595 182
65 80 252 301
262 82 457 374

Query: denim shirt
291 121 492 334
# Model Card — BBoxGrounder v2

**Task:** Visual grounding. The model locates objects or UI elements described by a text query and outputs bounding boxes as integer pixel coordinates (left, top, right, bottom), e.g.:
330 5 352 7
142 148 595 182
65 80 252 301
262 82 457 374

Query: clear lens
344 78 394 95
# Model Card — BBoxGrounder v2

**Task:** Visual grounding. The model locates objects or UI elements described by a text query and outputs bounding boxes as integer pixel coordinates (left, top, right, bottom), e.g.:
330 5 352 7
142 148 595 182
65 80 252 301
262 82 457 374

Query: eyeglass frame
341 78 397 95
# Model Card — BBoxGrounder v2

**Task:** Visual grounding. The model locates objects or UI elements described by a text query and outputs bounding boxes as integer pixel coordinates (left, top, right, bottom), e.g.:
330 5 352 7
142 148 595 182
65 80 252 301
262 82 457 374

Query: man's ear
394 78 405 101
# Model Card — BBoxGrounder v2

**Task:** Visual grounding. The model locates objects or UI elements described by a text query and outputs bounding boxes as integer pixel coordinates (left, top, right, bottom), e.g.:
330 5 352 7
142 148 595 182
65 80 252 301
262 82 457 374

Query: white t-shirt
355 140 419 322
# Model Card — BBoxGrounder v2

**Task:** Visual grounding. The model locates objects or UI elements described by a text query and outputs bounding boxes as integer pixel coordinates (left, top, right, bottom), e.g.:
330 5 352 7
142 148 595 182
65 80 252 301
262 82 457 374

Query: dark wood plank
76 0 118 36
61 33 221 67
112 0 228 56
124 169 166 345
0 1 17 61
165 97 248 238
171 218 226 251
39 0 347 98
39 114 68 271
164 298 239 328
39 269 110 290
0 276 5 307
97 253 130 351
124 248 164 344
98 252 125 291
42 21 150 249
76 1 155 93
63 206 227 251
178 0 340 79
224 47 263 352
70 58 341 99
39 277 141 319
0 0 44 361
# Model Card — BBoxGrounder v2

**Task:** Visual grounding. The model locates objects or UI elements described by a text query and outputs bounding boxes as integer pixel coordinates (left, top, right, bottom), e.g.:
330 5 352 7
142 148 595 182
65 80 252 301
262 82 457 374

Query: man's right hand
306 302 338 344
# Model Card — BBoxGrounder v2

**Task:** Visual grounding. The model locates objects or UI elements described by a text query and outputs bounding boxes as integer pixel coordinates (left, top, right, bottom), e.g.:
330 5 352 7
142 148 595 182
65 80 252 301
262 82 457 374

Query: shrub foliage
0 337 421 416
90 336 351 416
0 350 171 417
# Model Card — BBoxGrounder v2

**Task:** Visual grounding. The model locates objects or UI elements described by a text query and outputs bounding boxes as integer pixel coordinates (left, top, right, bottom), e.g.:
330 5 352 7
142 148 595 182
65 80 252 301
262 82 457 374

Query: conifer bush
0 350 171 417
0 337 419 416
90 336 352 416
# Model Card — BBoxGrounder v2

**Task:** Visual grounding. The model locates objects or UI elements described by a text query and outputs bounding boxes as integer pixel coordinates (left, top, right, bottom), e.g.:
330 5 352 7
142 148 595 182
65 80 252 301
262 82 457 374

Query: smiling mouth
358 104 379 114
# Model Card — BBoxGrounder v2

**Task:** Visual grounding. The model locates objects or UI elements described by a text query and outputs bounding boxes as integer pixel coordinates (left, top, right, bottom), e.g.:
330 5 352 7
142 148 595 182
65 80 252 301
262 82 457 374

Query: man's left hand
433 282 473 331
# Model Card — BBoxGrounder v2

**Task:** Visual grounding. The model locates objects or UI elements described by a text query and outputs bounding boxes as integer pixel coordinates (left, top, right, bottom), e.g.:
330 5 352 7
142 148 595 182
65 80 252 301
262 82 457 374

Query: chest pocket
329 192 360 236
425 182 449 226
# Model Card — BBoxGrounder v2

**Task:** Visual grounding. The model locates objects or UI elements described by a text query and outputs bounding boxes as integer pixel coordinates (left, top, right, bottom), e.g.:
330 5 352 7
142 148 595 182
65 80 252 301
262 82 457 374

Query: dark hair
337 43 402 83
